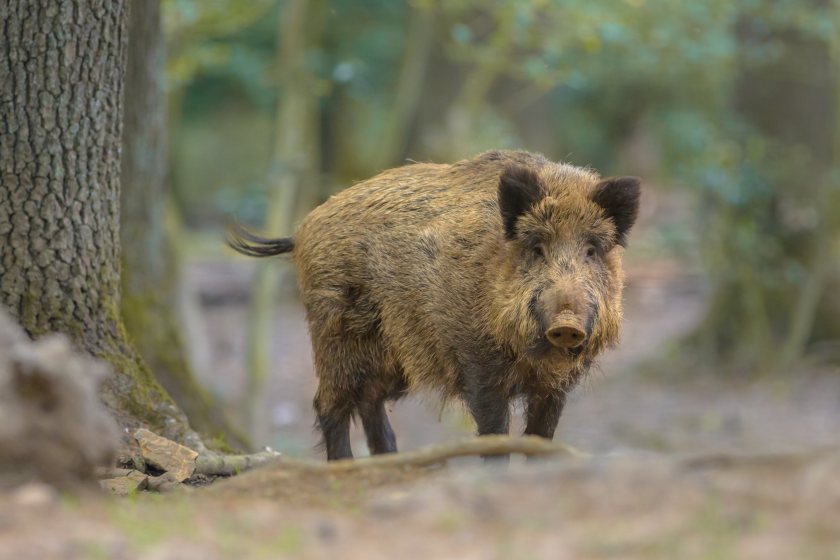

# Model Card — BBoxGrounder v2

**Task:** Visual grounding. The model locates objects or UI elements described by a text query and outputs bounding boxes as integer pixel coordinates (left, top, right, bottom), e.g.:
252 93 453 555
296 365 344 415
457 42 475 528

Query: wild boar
229 150 640 460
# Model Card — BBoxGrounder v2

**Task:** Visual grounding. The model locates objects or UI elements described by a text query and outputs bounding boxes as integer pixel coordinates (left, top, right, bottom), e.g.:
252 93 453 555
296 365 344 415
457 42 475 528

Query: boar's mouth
525 293 595 361
526 336 587 360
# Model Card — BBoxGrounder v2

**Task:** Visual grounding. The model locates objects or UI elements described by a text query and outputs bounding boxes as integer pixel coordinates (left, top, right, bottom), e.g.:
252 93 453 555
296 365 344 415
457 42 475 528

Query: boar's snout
546 318 587 349
541 284 590 350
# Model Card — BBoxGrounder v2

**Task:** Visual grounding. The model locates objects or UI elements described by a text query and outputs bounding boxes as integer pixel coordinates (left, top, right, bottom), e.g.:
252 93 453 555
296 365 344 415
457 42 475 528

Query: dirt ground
3 445 840 559
4 221 840 559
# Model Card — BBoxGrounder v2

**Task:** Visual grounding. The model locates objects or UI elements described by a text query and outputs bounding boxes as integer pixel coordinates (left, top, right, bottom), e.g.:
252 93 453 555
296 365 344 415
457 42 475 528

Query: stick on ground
206 435 585 475
124 434 584 481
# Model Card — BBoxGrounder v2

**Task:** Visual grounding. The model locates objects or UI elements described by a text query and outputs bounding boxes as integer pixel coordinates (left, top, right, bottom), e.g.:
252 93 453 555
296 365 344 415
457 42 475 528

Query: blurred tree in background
686 2 840 370
162 0 840 378
121 0 248 449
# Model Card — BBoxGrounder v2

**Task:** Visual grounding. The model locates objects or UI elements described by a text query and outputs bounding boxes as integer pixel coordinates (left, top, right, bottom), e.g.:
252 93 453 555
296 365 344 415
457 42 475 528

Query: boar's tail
226 222 295 257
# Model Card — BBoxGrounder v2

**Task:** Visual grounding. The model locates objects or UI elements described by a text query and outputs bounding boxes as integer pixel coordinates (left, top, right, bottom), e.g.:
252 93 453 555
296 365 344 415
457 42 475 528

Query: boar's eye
533 245 545 259
584 244 598 261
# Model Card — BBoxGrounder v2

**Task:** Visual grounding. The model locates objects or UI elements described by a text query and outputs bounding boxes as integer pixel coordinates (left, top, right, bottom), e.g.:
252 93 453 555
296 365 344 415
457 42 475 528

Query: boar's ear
591 177 641 247
498 165 546 239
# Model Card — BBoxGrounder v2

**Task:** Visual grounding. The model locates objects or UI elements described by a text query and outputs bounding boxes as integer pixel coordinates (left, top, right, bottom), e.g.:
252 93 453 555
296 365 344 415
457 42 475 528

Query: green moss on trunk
121 289 249 452
84 300 203 450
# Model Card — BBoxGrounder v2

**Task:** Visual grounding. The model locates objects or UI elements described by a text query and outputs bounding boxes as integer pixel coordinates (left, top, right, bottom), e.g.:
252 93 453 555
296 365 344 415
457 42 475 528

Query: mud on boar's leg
359 399 397 455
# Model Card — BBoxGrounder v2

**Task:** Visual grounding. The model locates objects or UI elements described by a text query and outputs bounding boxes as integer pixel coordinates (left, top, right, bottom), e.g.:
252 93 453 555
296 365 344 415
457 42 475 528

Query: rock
146 472 183 494
117 453 147 473
100 471 148 495
96 468 135 479
10 482 58 508
0 309 119 488
135 428 198 482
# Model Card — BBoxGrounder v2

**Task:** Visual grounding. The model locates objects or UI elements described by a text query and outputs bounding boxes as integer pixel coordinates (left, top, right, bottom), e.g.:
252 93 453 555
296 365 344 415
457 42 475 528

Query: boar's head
489 163 640 365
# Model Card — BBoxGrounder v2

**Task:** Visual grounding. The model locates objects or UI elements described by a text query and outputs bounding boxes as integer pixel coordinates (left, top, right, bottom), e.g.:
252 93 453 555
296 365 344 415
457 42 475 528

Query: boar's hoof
546 325 586 349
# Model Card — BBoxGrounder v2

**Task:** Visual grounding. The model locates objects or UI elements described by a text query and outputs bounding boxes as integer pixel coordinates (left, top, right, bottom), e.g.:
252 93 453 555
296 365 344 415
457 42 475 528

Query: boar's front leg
523 390 567 440
464 373 511 463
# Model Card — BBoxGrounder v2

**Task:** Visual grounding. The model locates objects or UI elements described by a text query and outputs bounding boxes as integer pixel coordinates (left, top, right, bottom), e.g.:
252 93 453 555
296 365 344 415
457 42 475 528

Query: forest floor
2 434 840 559
3 246 840 558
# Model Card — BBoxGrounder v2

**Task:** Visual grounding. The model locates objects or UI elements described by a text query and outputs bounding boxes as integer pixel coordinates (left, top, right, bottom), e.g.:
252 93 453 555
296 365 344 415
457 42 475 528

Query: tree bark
120 0 248 451
0 0 198 448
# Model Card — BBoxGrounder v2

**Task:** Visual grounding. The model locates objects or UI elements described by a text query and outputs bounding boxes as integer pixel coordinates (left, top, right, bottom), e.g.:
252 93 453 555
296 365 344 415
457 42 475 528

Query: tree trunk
446 5 515 159
121 0 248 451
243 0 320 440
0 0 199 448
372 2 435 171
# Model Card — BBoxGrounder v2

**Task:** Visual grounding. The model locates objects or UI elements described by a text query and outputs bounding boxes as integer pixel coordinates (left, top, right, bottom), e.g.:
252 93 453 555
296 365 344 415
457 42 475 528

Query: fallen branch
229 435 585 474
194 450 285 476
322 435 585 471
123 431 584 486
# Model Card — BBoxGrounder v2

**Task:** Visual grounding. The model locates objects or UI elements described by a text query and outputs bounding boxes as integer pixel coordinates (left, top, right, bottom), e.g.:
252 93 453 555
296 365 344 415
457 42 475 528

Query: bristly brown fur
235 150 641 460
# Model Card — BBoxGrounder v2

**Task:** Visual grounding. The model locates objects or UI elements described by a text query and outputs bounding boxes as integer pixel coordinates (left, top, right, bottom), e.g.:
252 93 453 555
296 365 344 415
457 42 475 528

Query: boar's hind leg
359 400 397 455
523 391 567 440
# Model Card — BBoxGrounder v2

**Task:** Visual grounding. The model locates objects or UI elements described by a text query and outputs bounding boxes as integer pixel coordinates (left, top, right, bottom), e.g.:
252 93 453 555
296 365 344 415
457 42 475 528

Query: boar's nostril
546 325 586 349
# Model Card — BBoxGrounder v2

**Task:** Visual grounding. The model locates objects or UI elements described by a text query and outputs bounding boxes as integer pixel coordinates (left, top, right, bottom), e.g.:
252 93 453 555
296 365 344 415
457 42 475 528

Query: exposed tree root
195 451 286 476
197 435 584 477
321 435 584 471
122 434 584 488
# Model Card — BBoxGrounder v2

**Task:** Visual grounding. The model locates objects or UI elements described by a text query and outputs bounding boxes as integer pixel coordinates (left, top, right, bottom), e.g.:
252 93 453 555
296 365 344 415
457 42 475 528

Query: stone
96 468 135 479
10 482 58 507
0 311 119 489
100 470 148 495
135 428 198 482
146 472 183 494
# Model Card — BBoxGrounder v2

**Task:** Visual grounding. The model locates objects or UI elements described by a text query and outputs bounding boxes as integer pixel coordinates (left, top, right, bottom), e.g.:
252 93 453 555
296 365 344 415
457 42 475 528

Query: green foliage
164 0 276 93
